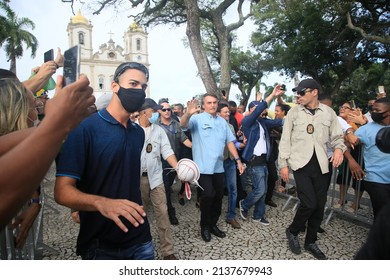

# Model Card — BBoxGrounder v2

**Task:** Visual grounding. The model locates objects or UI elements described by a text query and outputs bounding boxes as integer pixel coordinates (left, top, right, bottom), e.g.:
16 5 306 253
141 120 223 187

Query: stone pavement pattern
41 169 370 260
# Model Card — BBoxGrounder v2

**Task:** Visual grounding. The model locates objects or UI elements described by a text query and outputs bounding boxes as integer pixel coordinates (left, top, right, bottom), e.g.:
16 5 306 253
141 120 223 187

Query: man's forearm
0 127 35 156
0 120 69 229
180 113 192 128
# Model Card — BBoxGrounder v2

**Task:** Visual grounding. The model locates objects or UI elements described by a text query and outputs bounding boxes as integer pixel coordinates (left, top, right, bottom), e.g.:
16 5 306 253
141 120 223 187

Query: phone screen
63 46 80 86
44 49 54 62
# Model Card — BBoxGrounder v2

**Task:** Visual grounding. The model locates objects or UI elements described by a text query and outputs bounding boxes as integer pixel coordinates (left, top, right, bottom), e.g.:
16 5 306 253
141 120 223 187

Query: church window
79 33 84 45
108 52 115 59
136 39 141 51
98 76 104 89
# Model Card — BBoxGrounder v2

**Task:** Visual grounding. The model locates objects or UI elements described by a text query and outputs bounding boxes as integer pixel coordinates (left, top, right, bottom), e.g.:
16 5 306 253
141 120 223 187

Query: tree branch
346 11 390 45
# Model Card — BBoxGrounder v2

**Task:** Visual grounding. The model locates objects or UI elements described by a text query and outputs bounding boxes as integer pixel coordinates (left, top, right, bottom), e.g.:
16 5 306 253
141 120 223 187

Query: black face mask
117 87 146 113
371 111 387 123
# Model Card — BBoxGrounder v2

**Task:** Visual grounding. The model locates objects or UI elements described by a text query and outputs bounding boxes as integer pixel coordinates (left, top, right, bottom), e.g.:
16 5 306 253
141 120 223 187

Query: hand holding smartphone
44 49 54 62
63 45 80 86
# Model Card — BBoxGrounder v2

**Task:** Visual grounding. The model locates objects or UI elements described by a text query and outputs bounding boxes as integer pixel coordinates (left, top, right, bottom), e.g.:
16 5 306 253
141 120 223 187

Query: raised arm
0 75 94 229
180 99 200 128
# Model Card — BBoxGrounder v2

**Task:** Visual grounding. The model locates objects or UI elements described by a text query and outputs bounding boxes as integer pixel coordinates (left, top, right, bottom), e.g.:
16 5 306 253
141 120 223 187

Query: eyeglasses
296 88 313 96
339 106 352 110
161 108 171 112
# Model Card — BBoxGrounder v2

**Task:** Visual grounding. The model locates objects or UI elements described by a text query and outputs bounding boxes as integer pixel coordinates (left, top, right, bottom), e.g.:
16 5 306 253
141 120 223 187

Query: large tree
335 63 390 109
229 48 265 107
250 0 389 98
0 2 38 74
68 0 256 99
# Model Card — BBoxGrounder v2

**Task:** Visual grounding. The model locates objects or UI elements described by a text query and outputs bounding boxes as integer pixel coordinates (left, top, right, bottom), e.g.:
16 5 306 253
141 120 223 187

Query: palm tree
0 2 38 74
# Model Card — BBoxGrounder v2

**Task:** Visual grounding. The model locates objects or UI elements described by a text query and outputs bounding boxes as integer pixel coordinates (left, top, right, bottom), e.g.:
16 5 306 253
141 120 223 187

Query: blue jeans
224 158 237 220
80 240 155 260
241 165 268 220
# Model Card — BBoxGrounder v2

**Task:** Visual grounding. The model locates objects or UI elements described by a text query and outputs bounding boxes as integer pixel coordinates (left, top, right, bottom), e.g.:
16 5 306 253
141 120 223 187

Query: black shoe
210 225 226 238
318 227 325 234
266 200 277 207
286 228 301 254
169 215 179 225
201 227 211 242
304 243 327 260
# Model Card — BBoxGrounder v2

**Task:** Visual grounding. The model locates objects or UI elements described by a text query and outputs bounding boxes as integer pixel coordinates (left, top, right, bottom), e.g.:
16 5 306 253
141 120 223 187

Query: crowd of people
1 57 389 260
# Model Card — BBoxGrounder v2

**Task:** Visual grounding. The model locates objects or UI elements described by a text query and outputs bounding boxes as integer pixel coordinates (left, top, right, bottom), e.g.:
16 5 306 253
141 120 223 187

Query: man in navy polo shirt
55 62 154 260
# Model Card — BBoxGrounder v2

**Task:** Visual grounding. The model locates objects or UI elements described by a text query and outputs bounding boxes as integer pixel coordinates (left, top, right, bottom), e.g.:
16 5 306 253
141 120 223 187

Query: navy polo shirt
56 108 151 252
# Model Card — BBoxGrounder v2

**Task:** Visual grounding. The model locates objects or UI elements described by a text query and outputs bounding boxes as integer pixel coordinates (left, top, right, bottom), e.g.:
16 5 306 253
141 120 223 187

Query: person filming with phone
0 69 95 230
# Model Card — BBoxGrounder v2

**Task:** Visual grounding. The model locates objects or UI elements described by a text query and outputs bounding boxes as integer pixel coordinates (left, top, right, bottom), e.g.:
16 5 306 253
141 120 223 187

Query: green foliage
0 1 38 73
334 63 390 109
251 0 389 98
229 48 264 106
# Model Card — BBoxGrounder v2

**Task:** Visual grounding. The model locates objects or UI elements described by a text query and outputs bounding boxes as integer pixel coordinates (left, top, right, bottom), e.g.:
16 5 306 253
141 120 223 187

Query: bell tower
66 10 93 59
123 22 149 67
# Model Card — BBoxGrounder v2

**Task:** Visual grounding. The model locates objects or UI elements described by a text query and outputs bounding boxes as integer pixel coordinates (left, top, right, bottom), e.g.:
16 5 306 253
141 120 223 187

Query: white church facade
66 11 150 98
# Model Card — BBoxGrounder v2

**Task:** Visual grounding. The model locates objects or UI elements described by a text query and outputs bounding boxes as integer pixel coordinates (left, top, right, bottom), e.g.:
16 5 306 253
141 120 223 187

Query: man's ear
112 80 119 93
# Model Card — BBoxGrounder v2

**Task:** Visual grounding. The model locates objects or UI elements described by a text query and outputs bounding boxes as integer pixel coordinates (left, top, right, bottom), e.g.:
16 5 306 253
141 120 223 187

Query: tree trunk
213 15 231 99
184 0 218 97
10 55 17 74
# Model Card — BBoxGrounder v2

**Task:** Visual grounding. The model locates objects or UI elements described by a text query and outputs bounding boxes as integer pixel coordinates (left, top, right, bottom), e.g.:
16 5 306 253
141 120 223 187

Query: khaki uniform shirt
278 103 346 174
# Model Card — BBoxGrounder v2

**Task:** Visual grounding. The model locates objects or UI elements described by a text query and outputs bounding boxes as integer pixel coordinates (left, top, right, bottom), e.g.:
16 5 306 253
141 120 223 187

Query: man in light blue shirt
354 97 390 220
181 94 245 242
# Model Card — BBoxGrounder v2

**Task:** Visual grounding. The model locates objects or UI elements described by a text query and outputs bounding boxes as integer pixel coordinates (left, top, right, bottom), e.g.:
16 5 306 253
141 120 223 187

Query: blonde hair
0 78 30 136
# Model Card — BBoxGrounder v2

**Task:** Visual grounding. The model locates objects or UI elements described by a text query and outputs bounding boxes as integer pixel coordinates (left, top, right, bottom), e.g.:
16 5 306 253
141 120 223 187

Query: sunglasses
296 88 313 96
161 108 171 112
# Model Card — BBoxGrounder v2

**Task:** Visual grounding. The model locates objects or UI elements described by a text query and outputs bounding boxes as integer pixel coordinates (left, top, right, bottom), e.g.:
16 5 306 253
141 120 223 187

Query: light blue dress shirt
189 112 236 174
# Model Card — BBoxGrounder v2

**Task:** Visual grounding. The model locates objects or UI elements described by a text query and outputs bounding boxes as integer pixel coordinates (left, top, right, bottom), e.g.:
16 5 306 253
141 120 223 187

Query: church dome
71 10 89 25
129 21 144 32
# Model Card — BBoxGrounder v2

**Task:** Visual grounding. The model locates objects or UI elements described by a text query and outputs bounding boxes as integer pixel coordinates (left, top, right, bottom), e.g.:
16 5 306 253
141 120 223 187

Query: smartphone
280 84 286 91
44 49 54 62
221 90 226 97
350 99 356 110
63 45 80 86
378 85 385 93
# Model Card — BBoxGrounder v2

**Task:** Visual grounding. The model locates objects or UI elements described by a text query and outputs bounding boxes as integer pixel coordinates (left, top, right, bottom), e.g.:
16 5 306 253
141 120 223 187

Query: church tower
66 11 150 98
123 22 149 66
66 10 93 59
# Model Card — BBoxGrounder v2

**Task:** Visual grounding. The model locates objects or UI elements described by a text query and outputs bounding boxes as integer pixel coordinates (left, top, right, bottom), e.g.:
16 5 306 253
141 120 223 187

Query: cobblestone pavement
41 170 371 260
